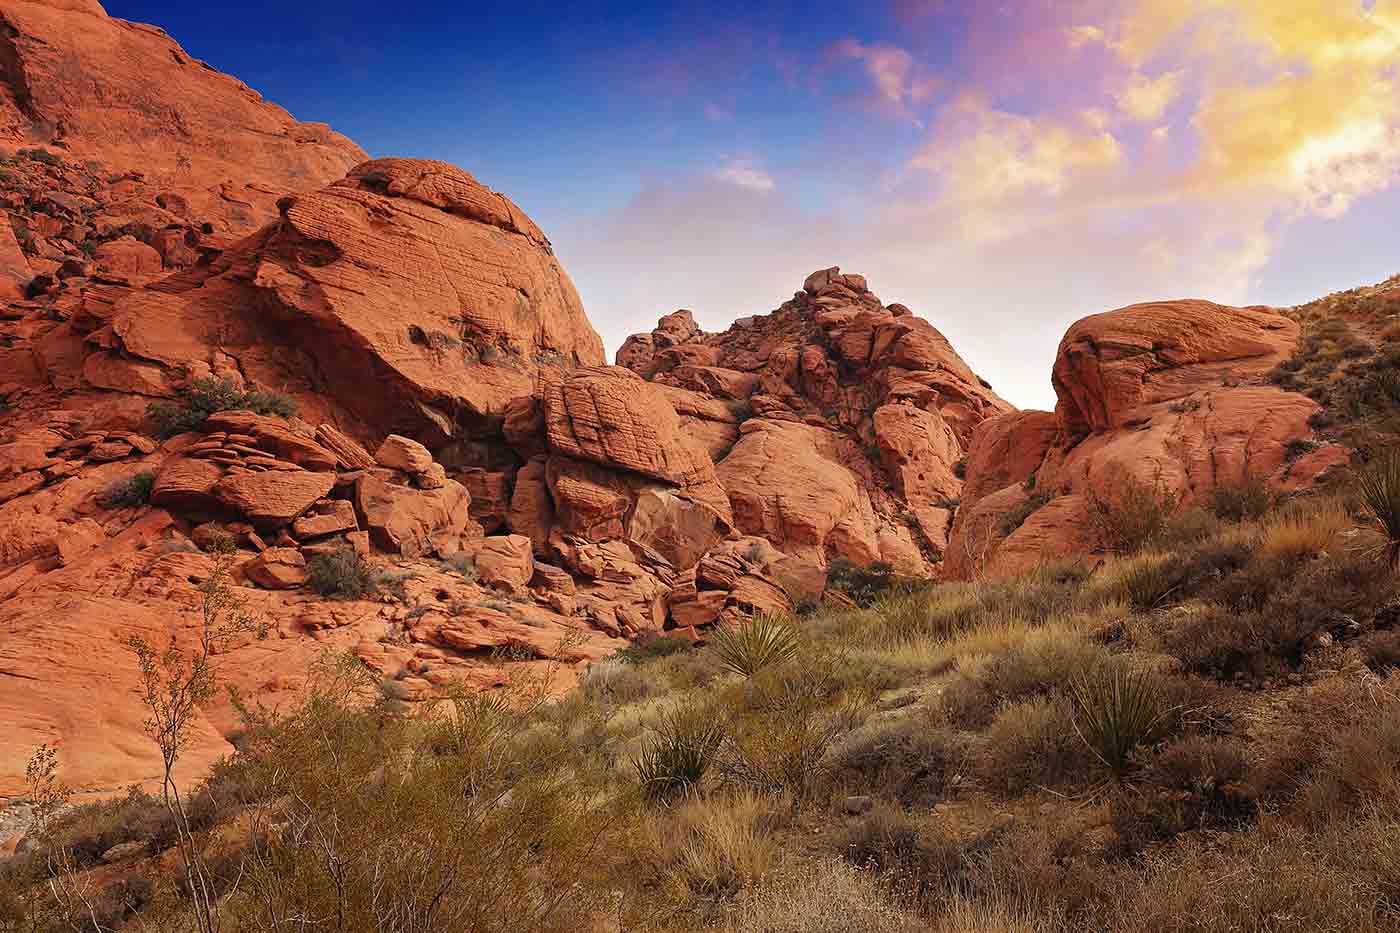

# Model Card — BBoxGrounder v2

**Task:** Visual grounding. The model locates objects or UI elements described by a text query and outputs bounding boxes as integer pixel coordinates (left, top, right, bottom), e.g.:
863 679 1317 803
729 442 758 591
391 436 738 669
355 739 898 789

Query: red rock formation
616 266 1011 572
947 299 1350 579
0 0 367 236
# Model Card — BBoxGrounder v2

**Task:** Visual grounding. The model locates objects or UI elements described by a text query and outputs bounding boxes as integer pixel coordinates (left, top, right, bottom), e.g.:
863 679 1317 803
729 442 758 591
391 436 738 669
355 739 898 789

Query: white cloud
714 158 775 193
1117 70 1184 121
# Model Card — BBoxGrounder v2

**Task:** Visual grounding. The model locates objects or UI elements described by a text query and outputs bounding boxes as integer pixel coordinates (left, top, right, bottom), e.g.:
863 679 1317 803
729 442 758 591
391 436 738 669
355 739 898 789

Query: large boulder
354 473 476 558
213 470 337 528
1053 300 1298 439
543 366 716 486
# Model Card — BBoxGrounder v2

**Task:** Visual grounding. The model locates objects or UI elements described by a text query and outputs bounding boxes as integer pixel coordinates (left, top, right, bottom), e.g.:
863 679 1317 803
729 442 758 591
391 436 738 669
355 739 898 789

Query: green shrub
710 614 800 678
827 558 932 607
998 492 1053 536
147 377 298 438
1357 452 1400 569
99 470 155 508
634 707 725 799
1069 664 1172 780
618 632 696 665
18 147 61 166
307 547 377 600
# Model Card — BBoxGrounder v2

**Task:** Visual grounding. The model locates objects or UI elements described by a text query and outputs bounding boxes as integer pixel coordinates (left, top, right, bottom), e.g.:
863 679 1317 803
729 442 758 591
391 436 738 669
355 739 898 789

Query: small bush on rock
147 377 298 437
307 547 377 600
99 470 155 508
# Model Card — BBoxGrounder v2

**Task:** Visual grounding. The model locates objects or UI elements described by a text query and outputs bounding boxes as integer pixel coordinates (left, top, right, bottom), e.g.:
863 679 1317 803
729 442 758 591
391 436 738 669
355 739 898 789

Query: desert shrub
1357 451 1400 569
1069 663 1172 780
147 376 298 437
1257 499 1352 562
1110 736 1256 854
1248 673 1400 815
978 696 1094 794
836 803 966 897
18 147 61 165
98 470 155 508
722 858 928 933
208 656 624 933
1359 628 1400 672
719 660 860 799
824 716 963 806
38 786 171 867
1102 817 1399 933
1207 478 1274 522
618 631 696 664
1085 472 1180 554
710 613 800 678
306 546 377 599
643 790 785 903
634 706 726 800
1254 674 1400 823
827 558 932 607
1098 552 1185 610
578 657 655 705
941 634 1109 730
998 492 1053 536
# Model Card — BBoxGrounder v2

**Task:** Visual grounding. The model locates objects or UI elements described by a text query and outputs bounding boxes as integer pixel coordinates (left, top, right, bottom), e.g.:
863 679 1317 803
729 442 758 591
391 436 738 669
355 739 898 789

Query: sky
106 0 1400 410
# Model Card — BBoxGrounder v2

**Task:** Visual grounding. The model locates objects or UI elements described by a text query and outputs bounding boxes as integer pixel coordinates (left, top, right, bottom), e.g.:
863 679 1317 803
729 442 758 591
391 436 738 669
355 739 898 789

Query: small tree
126 546 264 933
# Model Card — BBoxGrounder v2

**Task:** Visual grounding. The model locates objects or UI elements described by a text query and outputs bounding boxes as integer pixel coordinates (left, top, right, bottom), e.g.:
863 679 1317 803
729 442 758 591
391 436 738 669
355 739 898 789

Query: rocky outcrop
615 267 1010 571
0 0 367 236
947 300 1349 579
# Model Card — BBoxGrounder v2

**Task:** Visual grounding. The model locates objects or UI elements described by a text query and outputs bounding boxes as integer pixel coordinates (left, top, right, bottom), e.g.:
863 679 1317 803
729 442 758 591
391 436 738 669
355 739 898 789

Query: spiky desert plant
710 613 800 678
1069 663 1172 780
634 707 725 800
1358 452 1400 571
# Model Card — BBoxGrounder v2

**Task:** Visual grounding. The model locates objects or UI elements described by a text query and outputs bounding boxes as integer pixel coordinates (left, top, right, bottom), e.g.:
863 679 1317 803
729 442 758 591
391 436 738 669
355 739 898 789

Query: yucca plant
634 707 725 800
709 613 801 678
1357 452 1400 571
1069 663 1172 780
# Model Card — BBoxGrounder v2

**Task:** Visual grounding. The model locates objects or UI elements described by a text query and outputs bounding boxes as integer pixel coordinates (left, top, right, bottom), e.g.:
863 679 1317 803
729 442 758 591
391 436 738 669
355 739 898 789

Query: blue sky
106 0 1400 409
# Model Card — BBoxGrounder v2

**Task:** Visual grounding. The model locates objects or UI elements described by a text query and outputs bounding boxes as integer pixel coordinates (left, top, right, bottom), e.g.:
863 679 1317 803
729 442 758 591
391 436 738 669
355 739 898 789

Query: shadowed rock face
0 0 367 235
946 299 1349 580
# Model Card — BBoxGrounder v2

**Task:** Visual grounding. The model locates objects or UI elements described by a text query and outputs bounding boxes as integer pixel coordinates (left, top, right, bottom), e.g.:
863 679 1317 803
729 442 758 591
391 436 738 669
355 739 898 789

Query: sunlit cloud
830 38 939 122
560 0 1400 412
713 157 776 193
1116 69 1184 120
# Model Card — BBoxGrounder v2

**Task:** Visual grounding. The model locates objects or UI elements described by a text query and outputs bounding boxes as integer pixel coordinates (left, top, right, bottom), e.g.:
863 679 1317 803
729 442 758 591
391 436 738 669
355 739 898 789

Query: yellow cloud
1117 70 1184 121
912 96 1121 204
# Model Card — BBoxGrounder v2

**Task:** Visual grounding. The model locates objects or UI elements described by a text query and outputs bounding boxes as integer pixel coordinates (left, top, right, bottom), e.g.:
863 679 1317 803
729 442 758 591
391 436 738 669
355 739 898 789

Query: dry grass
1258 499 1353 561
643 790 787 904
12 467 1400 933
